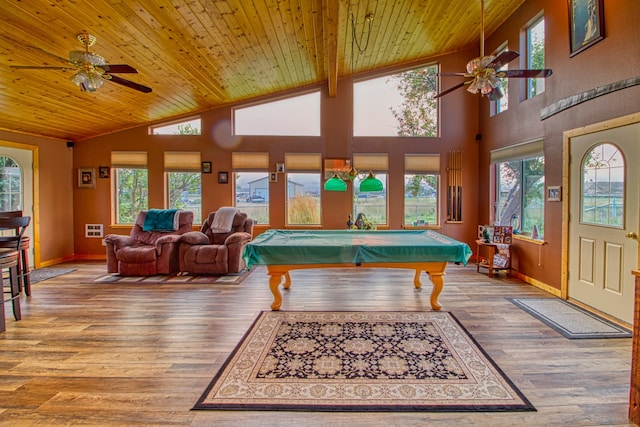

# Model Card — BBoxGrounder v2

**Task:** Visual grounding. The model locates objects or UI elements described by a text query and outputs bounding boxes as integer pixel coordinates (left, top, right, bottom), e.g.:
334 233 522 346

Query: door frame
0 140 40 268
561 112 640 300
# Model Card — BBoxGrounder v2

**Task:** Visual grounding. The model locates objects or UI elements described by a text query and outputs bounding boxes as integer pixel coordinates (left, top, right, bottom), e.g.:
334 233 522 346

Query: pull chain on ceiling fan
435 0 552 100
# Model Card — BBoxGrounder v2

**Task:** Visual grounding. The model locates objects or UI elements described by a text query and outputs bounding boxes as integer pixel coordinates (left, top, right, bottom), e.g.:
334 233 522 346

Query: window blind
490 139 544 163
285 153 322 171
353 153 389 171
111 151 147 168
232 152 269 170
164 152 201 171
404 154 440 173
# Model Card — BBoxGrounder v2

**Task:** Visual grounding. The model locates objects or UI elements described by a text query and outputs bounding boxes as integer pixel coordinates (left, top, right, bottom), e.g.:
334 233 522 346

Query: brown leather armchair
179 211 253 275
105 210 194 276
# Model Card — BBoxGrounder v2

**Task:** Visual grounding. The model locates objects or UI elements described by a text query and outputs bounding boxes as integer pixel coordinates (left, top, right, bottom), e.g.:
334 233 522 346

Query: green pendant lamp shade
359 172 383 192
324 174 347 192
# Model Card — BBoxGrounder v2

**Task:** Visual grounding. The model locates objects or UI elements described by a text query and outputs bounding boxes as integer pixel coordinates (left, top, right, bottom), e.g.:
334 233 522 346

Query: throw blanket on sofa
210 207 239 233
143 209 180 231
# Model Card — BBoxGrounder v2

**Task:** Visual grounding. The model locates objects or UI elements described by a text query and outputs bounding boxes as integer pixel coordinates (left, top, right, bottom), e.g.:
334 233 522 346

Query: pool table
243 229 472 310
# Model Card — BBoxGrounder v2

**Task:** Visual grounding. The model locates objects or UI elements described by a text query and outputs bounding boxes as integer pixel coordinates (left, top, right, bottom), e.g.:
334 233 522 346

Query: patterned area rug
509 298 631 339
194 311 535 412
93 269 251 285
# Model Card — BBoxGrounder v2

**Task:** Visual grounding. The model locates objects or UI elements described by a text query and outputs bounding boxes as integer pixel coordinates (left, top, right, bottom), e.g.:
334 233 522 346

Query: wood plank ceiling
0 0 525 141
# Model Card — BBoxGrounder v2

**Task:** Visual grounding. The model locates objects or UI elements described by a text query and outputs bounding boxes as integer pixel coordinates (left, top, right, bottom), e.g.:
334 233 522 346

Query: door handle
626 231 638 240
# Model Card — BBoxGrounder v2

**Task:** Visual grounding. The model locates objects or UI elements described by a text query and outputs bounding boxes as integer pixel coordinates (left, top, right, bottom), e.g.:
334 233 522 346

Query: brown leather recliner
179 211 253 275
105 210 194 276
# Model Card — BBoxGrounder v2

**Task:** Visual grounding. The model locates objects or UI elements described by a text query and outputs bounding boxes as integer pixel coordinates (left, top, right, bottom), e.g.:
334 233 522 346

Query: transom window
150 117 201 135
581 143 624 228
354 64 438 137
234 92 321 136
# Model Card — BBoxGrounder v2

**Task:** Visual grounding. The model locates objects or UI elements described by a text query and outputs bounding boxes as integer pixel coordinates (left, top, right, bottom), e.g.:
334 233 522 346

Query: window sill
513 234 546 245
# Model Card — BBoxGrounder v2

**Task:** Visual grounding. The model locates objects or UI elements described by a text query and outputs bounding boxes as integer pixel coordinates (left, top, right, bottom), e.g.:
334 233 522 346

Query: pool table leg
268 273 283 310
426 272 444 311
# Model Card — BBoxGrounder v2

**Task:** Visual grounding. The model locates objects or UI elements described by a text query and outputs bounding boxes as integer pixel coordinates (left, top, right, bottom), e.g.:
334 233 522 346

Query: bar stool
0 211 31 295
0 216 28 332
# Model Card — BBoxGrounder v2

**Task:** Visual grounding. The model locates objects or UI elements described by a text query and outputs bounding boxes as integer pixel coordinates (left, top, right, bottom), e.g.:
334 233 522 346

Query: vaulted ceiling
0 0 525 141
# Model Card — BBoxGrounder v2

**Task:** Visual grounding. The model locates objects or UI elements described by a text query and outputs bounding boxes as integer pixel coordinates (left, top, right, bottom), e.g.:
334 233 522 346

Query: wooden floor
0 261 635 426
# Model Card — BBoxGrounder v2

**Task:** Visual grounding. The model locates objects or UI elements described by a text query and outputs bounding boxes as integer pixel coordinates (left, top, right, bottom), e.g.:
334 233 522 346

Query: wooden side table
476 240 510 278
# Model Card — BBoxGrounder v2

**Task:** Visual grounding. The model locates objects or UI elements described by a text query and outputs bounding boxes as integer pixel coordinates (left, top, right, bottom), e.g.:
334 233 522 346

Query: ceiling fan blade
434 81 468 98
10 65 76 71
97 64 138 74
503 69 553 78
105 74 152 93
488 51 519 69
439 72 467 77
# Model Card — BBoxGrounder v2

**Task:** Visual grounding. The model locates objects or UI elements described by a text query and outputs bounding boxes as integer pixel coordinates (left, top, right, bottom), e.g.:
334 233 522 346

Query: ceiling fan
10 32 152 93
435 0 552 100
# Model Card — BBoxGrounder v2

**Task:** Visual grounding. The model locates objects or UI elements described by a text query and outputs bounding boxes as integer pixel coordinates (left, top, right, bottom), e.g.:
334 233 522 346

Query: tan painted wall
0 130 74 266
72 47 481 257
479 0 640 289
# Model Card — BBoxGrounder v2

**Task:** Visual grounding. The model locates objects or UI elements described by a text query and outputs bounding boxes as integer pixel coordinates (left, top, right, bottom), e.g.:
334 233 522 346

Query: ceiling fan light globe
69 50 106 66
466 55 495 74
70 71 87 87
467 81 479 94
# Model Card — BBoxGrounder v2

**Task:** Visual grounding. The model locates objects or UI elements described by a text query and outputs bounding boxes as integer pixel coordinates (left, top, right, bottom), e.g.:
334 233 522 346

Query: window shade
353 154 389 171
164 152 201 171
490 139 544 163
285 153 322 171
232 152 269 170
405 154 440 173
111 151 147 168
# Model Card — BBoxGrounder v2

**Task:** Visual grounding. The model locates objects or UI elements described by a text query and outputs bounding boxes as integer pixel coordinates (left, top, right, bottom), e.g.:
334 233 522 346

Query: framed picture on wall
218 171 229 184
569 0 604 57
547 186 562 202
270 172 277 182
201 161 212 174
98 166 110 179
78 167 96 188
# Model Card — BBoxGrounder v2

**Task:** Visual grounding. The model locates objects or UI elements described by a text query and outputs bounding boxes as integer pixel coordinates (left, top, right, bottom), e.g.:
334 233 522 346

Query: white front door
568 122 640 324
0 145 35 268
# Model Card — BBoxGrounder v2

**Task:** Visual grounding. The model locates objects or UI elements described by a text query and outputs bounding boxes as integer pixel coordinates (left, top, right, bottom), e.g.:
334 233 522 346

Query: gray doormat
30 267 76 284
508 298 631 339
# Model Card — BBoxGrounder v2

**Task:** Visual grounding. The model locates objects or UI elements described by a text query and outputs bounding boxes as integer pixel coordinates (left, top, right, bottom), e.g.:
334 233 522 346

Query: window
492 141 545 238
526 16 546 98
150 117 201 135
234 92 321 136
491 45 509 115
165 152 202 223
354 64 438 137
285 153 322 225
232 152 270 225
0 156 21 212
112 151 148 224
404 155 440 227
581 143 624 228
353 154 388 225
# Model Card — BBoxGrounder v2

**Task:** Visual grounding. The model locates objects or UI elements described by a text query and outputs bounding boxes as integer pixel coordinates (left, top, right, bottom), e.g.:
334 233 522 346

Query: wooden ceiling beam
323 0 339 98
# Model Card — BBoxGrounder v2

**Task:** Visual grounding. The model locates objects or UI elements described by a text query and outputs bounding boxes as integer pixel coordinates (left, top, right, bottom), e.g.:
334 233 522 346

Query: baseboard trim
511 270 561 298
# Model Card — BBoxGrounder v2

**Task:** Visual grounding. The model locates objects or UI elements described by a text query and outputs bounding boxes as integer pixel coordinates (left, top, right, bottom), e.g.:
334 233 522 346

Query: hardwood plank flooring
0 261 634 426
